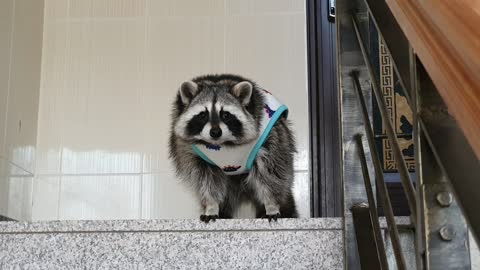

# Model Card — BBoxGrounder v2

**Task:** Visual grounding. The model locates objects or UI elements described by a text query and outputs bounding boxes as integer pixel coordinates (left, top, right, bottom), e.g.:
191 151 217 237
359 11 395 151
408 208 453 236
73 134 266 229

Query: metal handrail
354 134 389 270
351 72 407 270
351 14 417 225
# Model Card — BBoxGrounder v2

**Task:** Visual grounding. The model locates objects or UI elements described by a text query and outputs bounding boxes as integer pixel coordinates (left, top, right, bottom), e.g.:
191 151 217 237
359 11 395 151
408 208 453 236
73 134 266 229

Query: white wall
0 0 44 221
2 0 310 221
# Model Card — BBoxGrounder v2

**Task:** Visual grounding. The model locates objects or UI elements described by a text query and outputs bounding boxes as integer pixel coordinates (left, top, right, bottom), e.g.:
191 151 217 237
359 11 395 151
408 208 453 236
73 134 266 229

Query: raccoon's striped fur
169 74 297 222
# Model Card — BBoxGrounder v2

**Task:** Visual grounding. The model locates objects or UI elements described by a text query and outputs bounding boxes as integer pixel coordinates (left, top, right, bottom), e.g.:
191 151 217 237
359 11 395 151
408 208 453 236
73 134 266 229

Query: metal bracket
328 0 335 22
422 184 470 269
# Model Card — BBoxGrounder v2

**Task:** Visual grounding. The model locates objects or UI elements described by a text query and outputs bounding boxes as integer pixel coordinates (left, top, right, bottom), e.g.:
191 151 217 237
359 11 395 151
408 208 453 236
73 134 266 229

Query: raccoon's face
173 79 259 145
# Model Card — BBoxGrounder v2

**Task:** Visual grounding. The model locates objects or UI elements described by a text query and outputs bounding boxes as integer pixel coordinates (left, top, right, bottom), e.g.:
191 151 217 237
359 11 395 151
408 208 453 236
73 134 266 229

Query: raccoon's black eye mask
220 111 233 121
197 111 208 121
186 110 210 136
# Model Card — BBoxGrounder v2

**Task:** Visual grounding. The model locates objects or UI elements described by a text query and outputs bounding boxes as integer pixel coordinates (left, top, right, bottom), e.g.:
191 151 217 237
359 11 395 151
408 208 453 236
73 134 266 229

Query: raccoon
169 74 297 222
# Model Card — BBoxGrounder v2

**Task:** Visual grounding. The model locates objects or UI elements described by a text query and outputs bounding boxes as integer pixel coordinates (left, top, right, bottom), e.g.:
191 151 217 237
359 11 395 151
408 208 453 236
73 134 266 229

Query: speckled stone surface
378 216 412 228
0 218 343 269
0 218 342 233
470 231 480 270
384 228 417 270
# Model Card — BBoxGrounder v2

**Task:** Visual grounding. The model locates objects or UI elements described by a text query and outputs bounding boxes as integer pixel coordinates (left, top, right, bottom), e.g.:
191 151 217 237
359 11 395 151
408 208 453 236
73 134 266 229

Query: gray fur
169 74 297 222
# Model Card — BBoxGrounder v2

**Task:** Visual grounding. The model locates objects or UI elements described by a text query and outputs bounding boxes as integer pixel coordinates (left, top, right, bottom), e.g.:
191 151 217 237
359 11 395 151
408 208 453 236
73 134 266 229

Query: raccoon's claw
263 213 281 222
200 214 218 223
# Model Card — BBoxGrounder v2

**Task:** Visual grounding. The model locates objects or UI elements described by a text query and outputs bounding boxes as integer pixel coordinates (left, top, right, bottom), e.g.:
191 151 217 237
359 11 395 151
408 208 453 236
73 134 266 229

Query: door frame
306 0 342 217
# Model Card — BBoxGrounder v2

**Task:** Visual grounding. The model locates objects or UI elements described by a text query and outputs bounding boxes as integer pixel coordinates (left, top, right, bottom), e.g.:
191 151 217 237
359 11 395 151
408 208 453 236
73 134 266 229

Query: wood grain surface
386 0 480 159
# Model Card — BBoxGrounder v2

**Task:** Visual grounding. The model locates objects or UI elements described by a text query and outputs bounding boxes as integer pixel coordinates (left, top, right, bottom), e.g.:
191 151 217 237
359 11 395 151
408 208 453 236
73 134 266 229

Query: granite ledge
0 217 342 234
379 216 412 228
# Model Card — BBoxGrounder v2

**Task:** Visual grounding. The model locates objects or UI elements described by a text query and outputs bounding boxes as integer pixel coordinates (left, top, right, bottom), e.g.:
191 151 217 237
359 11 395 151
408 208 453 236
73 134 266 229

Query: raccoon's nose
210 127 222 139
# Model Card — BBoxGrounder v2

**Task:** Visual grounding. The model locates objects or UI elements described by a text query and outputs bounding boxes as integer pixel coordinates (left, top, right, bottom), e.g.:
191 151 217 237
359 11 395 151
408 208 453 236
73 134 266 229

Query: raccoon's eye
221 111 232 121
197 111 208 120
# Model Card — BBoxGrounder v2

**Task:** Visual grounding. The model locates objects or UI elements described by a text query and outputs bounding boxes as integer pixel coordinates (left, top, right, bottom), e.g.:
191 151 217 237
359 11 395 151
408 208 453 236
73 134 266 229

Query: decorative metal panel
369 18 415 174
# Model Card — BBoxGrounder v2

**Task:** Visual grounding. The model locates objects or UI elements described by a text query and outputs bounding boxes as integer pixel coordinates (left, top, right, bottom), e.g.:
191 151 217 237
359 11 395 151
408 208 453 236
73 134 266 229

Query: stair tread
0 218 342 234
0 218 344 269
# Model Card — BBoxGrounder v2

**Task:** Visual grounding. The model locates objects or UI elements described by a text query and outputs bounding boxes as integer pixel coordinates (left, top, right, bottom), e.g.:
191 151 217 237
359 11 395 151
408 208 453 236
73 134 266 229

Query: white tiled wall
0 0 44 221
2 0 310 221
141 172 199 219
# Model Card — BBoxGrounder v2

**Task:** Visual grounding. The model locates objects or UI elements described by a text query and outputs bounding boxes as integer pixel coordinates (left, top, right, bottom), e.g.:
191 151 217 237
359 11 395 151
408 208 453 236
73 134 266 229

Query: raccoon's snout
210 127 222 139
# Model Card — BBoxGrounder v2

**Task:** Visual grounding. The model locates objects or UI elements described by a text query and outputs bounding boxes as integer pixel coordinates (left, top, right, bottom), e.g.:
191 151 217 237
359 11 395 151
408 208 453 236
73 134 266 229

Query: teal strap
246 105 288 170
191 144 216 165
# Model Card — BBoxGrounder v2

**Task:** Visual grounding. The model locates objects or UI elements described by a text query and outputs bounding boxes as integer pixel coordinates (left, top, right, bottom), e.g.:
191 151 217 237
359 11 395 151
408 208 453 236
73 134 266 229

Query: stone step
0 218 344 269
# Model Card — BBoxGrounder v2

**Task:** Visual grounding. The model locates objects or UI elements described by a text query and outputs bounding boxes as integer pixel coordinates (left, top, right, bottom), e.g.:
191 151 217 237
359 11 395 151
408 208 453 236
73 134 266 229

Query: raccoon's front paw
263 213 281 222
200 214 219 223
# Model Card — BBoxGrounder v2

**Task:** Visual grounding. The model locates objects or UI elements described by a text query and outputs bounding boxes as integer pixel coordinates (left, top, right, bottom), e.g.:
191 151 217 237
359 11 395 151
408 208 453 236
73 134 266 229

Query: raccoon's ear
179 81 198 105
232 81 253 105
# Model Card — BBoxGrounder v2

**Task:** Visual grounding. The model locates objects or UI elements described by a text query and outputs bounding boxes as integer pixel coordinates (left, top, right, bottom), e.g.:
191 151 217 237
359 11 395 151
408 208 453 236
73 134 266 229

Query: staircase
0 217 423 269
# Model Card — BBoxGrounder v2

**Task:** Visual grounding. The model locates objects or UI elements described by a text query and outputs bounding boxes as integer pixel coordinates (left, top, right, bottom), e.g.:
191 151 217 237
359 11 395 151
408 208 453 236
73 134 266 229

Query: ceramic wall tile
36 22 69 175
61 0 146 20
67 0 92 18
35 87 63 175
251 0 305 14
0 158 8 217
141 173 199 219
60 20 145 175
31 176 60 220
6 176 33 221
0 158 34 220
40 22 67 91
4 0 44 174
43 0 68 21
90 0 146 18
226 0 304 15
148 0 225 17
0 0 14 157
225 13 309 170
293 171 311 218
59 175 141 220
143 16 225 90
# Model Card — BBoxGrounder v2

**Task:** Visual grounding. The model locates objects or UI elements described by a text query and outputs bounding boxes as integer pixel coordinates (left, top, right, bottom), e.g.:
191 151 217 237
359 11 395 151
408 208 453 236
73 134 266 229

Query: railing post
413 58 472 270
336 1 374 268
351 203 387 270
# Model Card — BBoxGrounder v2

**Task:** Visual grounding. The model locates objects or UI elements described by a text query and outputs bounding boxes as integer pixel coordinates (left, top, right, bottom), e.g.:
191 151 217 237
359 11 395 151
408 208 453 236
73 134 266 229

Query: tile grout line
139 0 149 220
